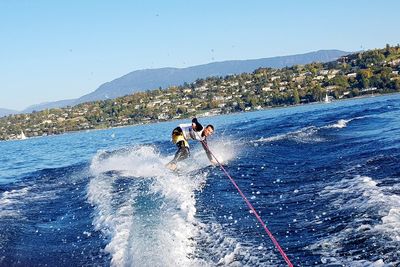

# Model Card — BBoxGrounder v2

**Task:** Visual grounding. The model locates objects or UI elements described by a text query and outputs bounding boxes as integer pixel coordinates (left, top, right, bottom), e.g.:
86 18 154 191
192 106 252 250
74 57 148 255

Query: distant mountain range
0 108 18 118
4 49 350 115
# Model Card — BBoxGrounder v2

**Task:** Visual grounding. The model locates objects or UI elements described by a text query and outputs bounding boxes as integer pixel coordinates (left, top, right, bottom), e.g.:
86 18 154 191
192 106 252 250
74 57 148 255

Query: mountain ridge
14 49 349 113
0 108 18 118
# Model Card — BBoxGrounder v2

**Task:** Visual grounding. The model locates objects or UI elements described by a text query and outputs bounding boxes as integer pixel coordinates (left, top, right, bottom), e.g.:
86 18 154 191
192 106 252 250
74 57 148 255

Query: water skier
166 118 217 170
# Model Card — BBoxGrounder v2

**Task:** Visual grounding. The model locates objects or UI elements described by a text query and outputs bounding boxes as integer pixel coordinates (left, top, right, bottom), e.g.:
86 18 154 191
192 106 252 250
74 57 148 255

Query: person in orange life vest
166 118 217 170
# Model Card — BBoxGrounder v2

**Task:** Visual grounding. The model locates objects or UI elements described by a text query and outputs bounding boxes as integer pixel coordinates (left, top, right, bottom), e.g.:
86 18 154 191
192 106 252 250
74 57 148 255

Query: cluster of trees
1 45 399 140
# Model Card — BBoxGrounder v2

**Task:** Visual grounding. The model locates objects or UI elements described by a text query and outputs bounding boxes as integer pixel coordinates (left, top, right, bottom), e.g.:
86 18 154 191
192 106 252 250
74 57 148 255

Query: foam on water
325 118 351 129
192 220 279 266
0 187 29 219
255 126 324 143
255 116 366 144
87 142 240 266
0 182 61 220
308 175 400 266
192 137 238 166
88 146 196 266
89 146 167 178
322 116 365 129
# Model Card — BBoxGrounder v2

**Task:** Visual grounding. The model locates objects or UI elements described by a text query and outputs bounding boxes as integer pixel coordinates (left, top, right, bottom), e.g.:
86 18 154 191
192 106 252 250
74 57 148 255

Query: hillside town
1 45 400 141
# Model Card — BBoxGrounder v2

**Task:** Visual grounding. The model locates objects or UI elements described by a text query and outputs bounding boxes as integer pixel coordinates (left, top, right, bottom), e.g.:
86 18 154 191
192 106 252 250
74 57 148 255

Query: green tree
293 89 300 104
310 85 324 101
385 43 391 57
330 75 349 88
248 97 259 107
176 106 187 114
352 88 360 96
393 79 400 91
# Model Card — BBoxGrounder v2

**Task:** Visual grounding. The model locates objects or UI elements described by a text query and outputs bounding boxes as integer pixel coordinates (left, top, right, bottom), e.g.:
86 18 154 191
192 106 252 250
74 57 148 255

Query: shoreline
2 91 400 143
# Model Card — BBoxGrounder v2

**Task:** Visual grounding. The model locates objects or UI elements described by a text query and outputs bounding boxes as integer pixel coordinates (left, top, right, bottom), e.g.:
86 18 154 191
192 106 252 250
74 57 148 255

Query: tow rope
199 138 294 267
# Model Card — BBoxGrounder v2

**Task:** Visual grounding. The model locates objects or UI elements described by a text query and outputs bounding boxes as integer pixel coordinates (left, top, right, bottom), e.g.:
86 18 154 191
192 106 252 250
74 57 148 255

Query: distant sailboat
18 131 27 140
324 93 331 103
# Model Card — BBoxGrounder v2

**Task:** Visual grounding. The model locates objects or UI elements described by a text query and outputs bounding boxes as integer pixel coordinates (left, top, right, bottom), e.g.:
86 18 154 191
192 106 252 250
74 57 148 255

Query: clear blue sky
1 0 399 110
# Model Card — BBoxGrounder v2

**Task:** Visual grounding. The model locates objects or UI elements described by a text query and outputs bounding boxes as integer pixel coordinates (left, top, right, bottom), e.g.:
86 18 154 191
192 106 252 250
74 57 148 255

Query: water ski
165 162 177 171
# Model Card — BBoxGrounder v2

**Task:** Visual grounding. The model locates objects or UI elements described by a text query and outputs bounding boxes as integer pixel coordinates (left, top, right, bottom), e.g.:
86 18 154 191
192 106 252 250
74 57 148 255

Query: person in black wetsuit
166 118 216 170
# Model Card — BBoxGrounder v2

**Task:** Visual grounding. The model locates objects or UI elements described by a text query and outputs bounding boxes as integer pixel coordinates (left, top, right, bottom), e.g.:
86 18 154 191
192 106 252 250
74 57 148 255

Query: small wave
0 183 61 220
255 126 324 144
192 220 279 266
375 207 400 241
0 187 29 219
90 146 167 178
320 257 389 267
323 116 366 129
308 175 400 265
254 116 366 144
324 119 351 129
254 133 287 143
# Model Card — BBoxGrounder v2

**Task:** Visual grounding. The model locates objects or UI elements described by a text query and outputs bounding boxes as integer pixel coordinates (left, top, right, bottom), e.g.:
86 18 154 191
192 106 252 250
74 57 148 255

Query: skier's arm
201 139 218 164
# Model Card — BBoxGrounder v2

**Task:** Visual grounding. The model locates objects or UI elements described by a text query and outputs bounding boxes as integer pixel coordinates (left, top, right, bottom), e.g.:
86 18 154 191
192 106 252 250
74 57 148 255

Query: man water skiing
166 118 217 170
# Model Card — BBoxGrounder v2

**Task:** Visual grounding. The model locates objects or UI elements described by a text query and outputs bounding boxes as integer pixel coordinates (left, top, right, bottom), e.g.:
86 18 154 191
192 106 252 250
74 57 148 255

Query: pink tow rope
200 139 294 267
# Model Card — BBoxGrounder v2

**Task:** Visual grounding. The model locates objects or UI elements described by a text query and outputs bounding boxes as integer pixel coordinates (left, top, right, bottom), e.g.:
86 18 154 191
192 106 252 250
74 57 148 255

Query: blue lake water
1 94 400 266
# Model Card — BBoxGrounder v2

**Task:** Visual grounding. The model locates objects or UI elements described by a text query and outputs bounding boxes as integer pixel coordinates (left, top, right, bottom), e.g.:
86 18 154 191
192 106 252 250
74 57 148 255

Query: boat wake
88 146 202 266
254 117 366 144
307 175 400 266
87 142 256 266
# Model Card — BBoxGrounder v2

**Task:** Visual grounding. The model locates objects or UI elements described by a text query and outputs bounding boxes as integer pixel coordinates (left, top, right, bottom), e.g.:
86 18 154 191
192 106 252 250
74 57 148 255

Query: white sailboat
18 131 27 140
324 93 331 103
